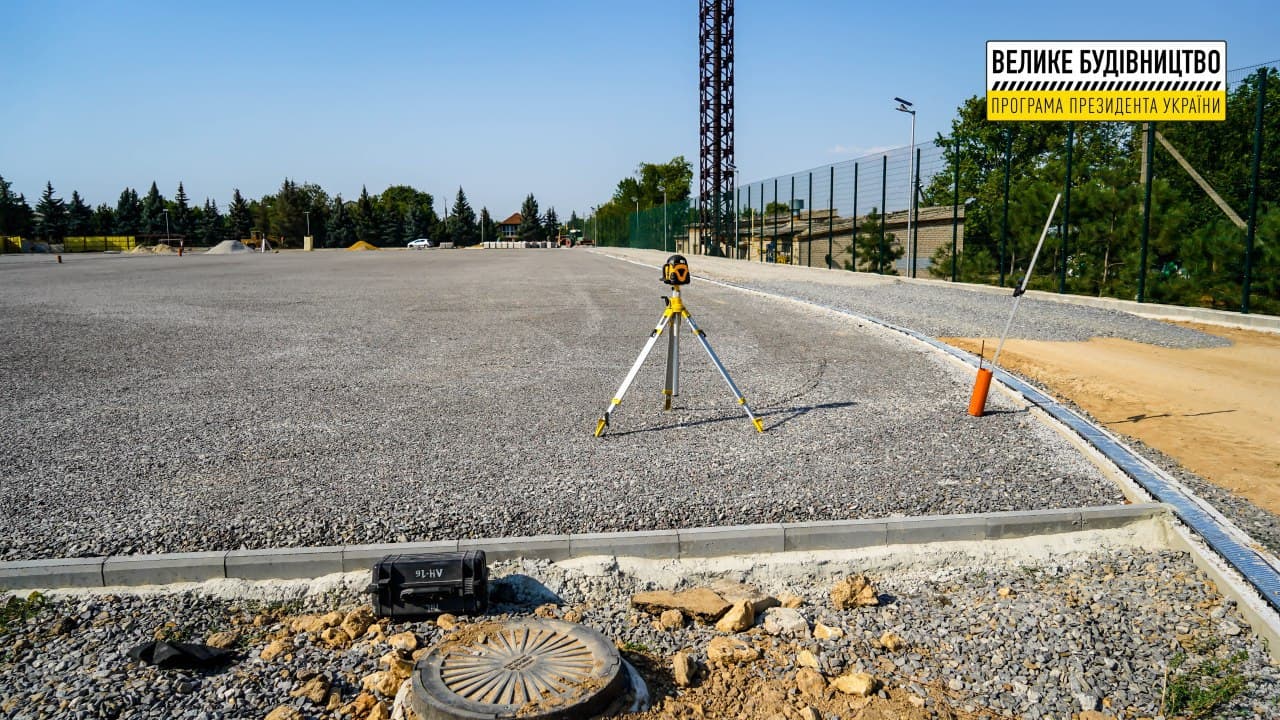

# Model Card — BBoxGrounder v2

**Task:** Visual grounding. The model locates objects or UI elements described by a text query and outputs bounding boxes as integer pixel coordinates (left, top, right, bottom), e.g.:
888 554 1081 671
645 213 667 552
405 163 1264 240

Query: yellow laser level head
662 255 691 286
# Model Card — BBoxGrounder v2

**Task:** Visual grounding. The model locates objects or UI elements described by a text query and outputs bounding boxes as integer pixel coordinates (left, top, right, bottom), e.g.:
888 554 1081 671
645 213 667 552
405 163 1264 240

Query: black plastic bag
127 641 234 669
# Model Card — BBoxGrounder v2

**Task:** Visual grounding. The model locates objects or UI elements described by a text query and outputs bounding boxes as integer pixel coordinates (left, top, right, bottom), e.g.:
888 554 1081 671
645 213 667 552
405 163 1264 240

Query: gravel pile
0 251 1126 560
2 546 1276 719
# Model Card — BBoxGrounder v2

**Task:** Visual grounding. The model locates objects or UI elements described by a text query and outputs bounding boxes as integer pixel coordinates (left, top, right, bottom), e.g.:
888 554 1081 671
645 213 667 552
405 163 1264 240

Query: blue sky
1 0 1274 218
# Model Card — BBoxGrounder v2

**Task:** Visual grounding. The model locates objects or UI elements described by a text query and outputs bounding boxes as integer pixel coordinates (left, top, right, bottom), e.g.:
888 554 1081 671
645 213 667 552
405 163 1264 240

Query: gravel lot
596 249 1230 348
0 250 1123 560
2 544 1276 719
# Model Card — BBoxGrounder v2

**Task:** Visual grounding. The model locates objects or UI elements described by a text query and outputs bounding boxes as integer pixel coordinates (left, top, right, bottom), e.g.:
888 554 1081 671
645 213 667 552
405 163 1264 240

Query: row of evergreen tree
0 176 573 249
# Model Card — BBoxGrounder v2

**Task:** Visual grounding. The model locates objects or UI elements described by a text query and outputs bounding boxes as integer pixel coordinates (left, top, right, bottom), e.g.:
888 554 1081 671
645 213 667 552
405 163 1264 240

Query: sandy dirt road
945 323 1280 514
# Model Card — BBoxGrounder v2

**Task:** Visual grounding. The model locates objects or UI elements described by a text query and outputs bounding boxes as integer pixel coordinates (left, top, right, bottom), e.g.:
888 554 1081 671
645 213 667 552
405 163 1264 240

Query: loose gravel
598 249 1230 348
0 250 1123 560
2 545 1276 719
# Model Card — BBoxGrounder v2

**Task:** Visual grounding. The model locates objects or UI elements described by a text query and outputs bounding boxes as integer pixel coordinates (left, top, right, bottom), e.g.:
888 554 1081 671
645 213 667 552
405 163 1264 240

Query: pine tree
355 186 383 245
448 187 479 246
326 195 356 248
172 182 191 239
92 204 115 235
66 191 92 236
199 199 224 245
114 188 141 235
140 182 166 236
35 182 67 241
228 189 252 241
543 207 560 243
843 208 902 275
518 194 542 243
0 175 16 236
479 207 499 245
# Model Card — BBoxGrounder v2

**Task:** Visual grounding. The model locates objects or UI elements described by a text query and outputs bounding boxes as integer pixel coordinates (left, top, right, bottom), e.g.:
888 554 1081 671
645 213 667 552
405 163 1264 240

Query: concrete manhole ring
408 618 626 720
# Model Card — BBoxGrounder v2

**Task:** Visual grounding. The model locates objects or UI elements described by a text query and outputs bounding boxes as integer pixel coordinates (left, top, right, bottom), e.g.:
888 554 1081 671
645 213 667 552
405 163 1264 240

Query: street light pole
631 197 639 247
895 97 917 277
305 211 311 237
162 209 170 246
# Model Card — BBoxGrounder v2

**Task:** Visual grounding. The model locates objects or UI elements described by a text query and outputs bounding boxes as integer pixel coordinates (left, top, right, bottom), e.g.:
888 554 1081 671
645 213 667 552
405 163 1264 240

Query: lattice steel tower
699 0 733 255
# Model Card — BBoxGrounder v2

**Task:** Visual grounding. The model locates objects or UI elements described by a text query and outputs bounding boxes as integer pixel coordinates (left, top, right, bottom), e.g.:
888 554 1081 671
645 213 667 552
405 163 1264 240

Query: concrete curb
0 505 1164 590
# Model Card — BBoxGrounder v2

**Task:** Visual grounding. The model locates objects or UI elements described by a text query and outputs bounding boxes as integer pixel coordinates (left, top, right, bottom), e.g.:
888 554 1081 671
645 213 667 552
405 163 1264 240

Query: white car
407 238 432 248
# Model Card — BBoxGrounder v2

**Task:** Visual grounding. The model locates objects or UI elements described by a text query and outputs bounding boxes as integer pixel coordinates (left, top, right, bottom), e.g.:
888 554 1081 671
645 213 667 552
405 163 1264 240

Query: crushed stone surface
0 250 1123 560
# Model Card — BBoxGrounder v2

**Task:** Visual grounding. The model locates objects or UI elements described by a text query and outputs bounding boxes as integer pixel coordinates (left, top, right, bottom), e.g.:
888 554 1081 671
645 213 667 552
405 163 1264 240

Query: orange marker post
968 341 991 417
967 193 1061 418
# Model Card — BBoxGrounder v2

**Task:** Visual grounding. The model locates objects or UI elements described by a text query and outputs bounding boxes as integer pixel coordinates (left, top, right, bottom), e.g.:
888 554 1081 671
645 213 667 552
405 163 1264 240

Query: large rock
290 675 331 705
830 574 880 609
363 670 403 697
709 580 780 616
705 636 761 664
381 651 415 681
762 607 809 637
205 631 239 649
831 672 880 697
436 614 458 631
672 651 696 687
632 589 731 622
320 627 352 649
387 632 418 652
342 607 376 640
796 649 820 669
813 622 844 640
795 668 827 699
879 631 904 652
714 600 754 633
339 693 378 717
659 609 685 630
259 639 290 662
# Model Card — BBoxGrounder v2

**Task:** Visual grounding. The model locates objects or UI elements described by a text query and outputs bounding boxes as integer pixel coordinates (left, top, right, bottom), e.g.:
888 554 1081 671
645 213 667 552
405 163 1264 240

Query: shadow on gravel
489 574 564 609
978 407 1031 417
606 401 858 436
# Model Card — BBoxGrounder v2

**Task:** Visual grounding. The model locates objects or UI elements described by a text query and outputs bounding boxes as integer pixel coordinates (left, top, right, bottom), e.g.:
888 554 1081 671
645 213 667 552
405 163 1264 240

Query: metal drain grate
408 619 625 720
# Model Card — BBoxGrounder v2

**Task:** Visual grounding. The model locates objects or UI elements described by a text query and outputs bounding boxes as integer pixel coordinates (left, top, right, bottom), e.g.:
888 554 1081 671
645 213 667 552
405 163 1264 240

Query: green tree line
923 70 1278 312
0 176 563 250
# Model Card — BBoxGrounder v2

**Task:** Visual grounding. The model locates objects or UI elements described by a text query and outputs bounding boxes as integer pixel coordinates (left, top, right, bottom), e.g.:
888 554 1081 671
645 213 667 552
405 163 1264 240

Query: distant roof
500 213 522 226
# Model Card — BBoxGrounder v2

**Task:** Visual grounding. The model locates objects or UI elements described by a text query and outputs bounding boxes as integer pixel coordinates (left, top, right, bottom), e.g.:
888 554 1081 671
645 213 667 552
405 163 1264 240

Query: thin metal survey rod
991 193 1061 367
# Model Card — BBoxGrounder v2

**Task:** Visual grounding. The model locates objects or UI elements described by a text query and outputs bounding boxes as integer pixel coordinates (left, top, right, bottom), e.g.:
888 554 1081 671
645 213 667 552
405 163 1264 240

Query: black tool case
366 551 489 618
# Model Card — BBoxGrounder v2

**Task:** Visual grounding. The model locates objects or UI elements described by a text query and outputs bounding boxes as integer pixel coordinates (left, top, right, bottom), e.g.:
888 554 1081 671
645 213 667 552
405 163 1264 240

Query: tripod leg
681 311 765 433
595 311 674 436
663 314 681 410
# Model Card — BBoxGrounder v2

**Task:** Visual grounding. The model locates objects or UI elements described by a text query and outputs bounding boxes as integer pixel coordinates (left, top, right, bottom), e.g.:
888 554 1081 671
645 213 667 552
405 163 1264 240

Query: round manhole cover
408 618 625 720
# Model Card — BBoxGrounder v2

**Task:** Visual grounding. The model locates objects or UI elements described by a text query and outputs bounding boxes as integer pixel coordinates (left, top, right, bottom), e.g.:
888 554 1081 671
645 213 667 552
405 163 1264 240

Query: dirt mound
151 244 175 254
129 245 152 254
205 240 252 255
347 241 380 251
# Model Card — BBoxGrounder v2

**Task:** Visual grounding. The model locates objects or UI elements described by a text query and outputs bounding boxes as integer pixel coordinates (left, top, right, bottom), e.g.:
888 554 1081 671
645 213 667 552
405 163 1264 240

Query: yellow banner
987 90 1225 121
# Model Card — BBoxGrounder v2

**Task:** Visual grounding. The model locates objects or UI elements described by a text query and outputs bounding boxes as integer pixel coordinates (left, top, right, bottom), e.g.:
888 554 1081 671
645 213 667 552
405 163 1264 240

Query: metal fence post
1060 121 1074 293
827 166 834 269
1000 129 1012 287
852 162 859 272
789 176 796 265
773 178 779 263
1243 67 1268 314
1138 122 1155 303
807 172 813 267
951 137 960 282
911 147 921 278
879 155 888 274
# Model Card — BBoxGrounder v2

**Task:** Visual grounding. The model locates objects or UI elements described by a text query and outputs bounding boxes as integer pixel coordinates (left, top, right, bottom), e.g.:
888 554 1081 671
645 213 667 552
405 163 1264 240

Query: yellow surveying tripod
594 255 765 437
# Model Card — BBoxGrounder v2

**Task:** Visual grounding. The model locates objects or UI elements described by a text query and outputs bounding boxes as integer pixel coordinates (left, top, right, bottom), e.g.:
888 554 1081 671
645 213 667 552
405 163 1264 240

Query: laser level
662 254 691 286
594 258 764 437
